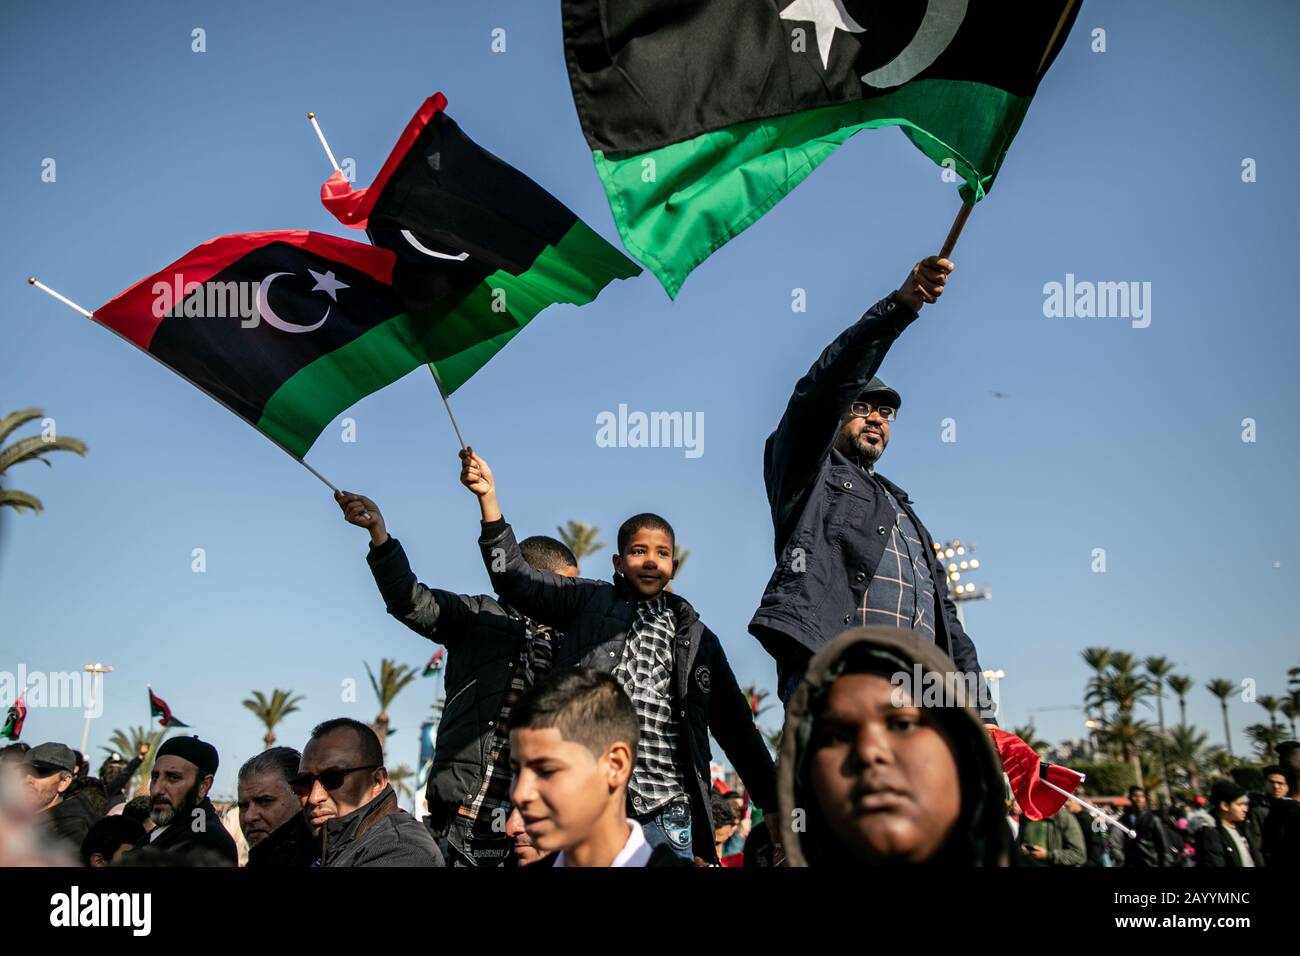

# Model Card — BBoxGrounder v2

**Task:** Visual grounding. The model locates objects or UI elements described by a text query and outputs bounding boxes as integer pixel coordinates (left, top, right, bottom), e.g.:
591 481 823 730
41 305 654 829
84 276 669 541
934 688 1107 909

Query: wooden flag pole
939 202 974 259
306 110 469 452
27 277 340 494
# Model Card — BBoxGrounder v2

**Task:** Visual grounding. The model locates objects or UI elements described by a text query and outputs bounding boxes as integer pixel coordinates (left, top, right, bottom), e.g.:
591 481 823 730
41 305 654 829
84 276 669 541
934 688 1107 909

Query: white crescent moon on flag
401 229 469 261
861 0 969 89
256 272 330 334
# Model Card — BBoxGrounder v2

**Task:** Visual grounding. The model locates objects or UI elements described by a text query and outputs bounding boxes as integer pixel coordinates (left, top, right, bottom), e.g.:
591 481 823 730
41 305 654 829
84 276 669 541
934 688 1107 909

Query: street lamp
80 663 113 757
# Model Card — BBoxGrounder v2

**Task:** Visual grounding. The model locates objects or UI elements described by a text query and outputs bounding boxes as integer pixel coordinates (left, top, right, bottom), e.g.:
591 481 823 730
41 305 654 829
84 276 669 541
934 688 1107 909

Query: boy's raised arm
460 448 593 627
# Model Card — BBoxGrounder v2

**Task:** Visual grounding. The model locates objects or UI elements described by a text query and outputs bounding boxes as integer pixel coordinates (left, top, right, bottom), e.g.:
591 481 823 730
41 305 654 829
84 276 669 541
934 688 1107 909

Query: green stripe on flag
258 221 640 456
593 80 1026 298
431 218 642 394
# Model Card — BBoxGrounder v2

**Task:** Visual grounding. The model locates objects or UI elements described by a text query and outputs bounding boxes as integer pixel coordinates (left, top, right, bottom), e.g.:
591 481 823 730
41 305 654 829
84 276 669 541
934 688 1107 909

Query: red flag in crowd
990 727 1084 821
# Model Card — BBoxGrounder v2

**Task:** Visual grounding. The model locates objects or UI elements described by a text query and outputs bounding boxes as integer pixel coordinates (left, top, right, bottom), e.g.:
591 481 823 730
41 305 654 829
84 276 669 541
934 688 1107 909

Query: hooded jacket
777 627 1009 867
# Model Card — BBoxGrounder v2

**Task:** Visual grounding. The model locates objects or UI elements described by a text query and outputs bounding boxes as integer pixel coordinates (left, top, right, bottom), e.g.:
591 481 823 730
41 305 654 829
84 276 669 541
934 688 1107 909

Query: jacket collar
321 787 398 852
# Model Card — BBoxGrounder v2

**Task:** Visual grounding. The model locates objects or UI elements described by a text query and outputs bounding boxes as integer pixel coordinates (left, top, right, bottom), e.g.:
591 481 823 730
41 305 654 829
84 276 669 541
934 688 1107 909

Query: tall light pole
933 539 990 626
80 663 113 757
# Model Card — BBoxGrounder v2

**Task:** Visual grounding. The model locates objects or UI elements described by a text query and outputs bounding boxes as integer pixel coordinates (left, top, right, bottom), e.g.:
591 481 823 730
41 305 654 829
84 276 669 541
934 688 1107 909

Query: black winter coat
479 518 777 864
367 536 530 861
748 292 986 686
1196 822 1265 868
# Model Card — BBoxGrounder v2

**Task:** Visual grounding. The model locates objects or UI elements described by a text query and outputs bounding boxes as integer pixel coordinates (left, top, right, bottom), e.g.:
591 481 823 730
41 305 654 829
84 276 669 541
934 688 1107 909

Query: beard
151 779 201 827
848 430 886 465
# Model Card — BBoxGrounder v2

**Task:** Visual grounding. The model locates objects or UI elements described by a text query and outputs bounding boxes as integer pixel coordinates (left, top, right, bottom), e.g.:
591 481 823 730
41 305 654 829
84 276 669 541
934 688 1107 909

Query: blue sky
2 0 1297 799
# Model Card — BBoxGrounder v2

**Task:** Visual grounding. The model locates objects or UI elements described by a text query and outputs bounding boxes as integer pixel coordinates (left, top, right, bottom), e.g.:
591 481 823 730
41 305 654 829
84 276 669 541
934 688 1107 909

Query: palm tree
366 658 418 756
1244 723 1283 763
388 764 416 810
556 521 605 566
1144 656 1175 799
1206 678 1236 759
241 688 305 750
1164 724 1211 793
673 543 691 576
105 724 171 797
1080 647 1112 717
1281 691 1300 740
1011 722 1048 754
1289 662 1299 691
1166 674 1194 728
1098 710 1151 788
0 408 88 514
763 726 783 754
1258 695 1281 740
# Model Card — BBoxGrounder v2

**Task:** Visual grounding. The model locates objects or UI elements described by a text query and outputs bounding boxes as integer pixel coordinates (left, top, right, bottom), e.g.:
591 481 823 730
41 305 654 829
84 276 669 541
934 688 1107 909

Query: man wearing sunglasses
295 718 443 867
749 256 991 712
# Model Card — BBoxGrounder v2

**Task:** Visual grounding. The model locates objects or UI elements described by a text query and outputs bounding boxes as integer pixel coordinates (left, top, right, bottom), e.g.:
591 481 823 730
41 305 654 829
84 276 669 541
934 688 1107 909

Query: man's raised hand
334 490 388 546
895 256 954 312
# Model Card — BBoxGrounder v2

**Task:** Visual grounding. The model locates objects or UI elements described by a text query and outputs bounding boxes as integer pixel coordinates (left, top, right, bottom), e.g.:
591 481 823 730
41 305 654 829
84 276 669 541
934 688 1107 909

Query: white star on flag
780 0 865 71
308 269 349 301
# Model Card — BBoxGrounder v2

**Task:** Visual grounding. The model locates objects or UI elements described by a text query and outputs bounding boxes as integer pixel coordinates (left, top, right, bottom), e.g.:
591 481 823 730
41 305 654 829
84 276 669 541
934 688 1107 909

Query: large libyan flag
562 0 1082 296
321 93 641 393
93 231 517 458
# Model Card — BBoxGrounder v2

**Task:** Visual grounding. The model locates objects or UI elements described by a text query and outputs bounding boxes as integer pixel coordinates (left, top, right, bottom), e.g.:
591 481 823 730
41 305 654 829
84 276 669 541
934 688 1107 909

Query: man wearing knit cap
132 735 237 865
750 257 990 710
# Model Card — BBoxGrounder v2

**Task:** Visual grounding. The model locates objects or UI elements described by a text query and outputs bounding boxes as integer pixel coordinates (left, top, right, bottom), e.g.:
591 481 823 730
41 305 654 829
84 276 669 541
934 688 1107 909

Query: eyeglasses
848 401 897 422
289 765 379 797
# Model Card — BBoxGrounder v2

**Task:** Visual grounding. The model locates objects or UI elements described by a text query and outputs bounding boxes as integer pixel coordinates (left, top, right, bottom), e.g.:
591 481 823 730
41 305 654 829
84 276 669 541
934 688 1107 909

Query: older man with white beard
130 735 237 866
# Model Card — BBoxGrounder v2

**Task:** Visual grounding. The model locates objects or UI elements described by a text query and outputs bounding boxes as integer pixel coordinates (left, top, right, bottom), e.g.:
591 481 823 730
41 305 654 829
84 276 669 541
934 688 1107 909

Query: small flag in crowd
320 93 641 394
91 230 514 459
990 727 1084 821
422 648 446 678
148 686 189 728
561 0 1082 295
1 694 27 740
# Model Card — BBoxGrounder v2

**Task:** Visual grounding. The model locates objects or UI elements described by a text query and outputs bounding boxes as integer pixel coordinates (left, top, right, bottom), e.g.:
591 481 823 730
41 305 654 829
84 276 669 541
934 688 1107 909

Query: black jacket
132 797 238 866
479 518 777 864
367 535 531 861
748 293 985 686
245 812 318 868
35 793 99 853
1120 808 1173 867
1195 822 1265 868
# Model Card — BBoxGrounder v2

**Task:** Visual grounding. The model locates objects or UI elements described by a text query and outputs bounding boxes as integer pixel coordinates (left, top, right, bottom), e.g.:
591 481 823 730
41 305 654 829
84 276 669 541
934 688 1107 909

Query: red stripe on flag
320 92 449 229
92 230 398 349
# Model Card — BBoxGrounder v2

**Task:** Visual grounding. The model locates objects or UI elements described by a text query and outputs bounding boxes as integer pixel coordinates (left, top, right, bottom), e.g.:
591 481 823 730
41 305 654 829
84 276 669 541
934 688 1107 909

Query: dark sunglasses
289 764 379 796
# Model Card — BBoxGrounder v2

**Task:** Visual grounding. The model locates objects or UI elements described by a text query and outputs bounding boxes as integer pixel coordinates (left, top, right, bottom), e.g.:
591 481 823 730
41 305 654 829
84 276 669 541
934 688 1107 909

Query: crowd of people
4 256 1297 868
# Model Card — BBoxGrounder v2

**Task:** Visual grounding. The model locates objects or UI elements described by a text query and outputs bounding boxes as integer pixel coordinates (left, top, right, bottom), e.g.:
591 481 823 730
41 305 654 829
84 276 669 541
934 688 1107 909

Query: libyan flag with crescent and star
93 230 526 459
320 92 641 394
562 0 1082 296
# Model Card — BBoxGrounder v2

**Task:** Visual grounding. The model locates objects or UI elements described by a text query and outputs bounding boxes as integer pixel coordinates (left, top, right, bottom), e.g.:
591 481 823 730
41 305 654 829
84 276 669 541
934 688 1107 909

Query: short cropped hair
1262 764 1283 778
1210 779 1245 808
81 816 146 866
520 535 579 573
238 746 302 786
508 668 639 760
617 513 675 555
309 718 383 767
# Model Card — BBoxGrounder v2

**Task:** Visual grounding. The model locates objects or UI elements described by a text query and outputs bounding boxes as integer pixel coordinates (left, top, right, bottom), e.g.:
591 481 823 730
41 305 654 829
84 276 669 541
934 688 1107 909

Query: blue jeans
638 798 693 861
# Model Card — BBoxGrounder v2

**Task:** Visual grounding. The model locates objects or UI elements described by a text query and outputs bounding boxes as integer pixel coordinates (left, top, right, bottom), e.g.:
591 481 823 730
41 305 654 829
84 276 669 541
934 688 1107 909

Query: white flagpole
1039 777 1136 838
28 277 340 494
306 109 469 452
